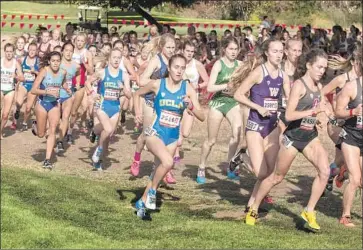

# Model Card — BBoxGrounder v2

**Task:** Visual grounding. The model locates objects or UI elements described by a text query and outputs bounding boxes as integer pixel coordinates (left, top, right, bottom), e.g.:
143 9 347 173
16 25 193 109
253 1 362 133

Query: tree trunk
134 4 163 33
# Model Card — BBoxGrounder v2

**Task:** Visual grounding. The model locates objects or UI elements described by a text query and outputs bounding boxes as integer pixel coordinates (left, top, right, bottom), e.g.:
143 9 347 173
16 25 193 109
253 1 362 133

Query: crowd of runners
1 20 362 230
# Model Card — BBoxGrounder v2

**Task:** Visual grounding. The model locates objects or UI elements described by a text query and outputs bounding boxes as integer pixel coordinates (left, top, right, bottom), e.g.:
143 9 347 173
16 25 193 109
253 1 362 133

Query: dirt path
1 107 338 204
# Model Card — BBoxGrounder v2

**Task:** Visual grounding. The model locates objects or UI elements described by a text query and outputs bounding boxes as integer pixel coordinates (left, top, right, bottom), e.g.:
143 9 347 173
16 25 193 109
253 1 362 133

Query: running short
208 96 238 116
38 99 59 112
1 89 14 96
245 118 278 138
339 128 363 156
100 101 120 118
21 82 33 93
59 96 72 104
144 125 178 146
281 132 318 153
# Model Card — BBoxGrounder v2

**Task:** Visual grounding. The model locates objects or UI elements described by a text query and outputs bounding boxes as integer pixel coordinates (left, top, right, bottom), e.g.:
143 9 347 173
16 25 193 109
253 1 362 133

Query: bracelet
349 109 354 117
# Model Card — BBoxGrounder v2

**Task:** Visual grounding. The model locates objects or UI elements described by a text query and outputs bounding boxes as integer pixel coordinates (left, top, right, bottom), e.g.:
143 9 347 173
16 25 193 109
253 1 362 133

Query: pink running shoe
130 160 140 177
10 122 16 130
163 171 176 184
264 195 274 204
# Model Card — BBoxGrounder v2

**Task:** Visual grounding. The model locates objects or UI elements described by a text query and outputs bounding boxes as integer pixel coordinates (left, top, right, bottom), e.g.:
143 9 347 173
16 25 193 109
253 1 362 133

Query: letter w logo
269 87 279 97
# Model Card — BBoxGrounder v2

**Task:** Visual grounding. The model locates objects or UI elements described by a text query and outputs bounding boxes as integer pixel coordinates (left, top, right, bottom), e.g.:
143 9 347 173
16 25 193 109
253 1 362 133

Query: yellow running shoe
245 208 258 226
301 210 320 230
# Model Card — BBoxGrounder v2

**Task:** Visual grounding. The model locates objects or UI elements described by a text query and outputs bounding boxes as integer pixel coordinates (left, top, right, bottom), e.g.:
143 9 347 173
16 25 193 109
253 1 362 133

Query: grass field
1 164 362 249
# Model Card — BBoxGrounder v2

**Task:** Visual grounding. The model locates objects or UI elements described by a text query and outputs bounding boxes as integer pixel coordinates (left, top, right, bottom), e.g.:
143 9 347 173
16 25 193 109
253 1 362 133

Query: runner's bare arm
30 68 47 96
335 80 361 118
206 60 226 92
186 83 205 122
196 60 209 89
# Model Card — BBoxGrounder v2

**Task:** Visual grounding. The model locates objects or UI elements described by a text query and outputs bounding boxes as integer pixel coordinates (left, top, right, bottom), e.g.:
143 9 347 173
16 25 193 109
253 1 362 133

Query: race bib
160 110 181 128
339 128 348 139
300 116 316 130
104 88 119 100
246 120 259 131
264 98 278 112
24 72 35 82
1 74 13 85
282 97 287 108
357 116 362 129
144 126 157 136
282 134 293 149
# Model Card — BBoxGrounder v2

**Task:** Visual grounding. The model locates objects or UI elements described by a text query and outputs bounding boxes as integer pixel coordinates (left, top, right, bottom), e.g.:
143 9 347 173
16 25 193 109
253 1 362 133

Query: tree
76 0 195 32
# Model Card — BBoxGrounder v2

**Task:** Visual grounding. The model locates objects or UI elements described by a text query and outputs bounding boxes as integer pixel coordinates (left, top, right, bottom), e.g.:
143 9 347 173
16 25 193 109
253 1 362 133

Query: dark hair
102 42 112 48
163 24 171 32
294 48 328 80
224 29 232 35
113 39 125 48
183 40 196 50
40 51 62 68
53 45 62 51
4 43 15 51
196 31 207 44
243 26 252 33
221 36 239 50
210 30 217 35
263 15 268 20
169 54 187 67
129 30 137 37
28 42 38 50
61 41 74 51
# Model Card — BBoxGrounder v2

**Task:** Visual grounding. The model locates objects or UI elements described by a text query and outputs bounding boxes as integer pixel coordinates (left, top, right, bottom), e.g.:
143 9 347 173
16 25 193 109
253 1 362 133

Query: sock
68 128 73 135
134 152 141 161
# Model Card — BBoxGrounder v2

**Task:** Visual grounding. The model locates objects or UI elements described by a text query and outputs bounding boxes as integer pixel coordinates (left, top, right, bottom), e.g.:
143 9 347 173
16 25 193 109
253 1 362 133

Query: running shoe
10 122 16 130
130 160 140 177
55 141 64 154
339 216 355 227
21 123 28 131
229 148 246 172
93 160 103 171
245 208 258 226
145 188 157 210
335 165 347 188
31 120 37 136
163 171 176 184
244 206 268 214
14 109 20 120
196 168 206 184
301 209 320 231
135 199 147 218
66 134 74 145
89 130 97 143
87 119 94 129
263 195 274 204
43 159 53 170
227 168 240 180
92 146 103 163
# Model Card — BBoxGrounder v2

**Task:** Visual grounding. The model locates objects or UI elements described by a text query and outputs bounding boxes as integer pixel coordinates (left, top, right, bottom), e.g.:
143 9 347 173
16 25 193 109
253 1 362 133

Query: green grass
1 166 362 249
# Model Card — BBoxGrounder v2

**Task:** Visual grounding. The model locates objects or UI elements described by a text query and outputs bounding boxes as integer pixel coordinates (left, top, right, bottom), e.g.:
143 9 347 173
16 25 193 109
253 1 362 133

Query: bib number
246 120 259 131
357 116 362 129
160 110 181 128
282 134 293 149
264 98 278 112
144 126 157 136
300 116 316 130
24 72 35 82
1 74 13 85
104 88 119 100
282 97 287 108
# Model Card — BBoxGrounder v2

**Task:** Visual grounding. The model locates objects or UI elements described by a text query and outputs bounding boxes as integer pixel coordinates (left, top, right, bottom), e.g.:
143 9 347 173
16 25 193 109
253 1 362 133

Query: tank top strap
261 64 268 78
346 72 350 82
357 77 362 92
299 77 311 96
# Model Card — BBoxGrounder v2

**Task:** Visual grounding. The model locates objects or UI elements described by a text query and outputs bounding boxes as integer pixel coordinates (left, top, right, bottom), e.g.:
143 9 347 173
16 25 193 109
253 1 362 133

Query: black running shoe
89 130 96 143
21 123 28 131
229 148 246 172
66 134 74 145
55 141 64 154
43 159 53 170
